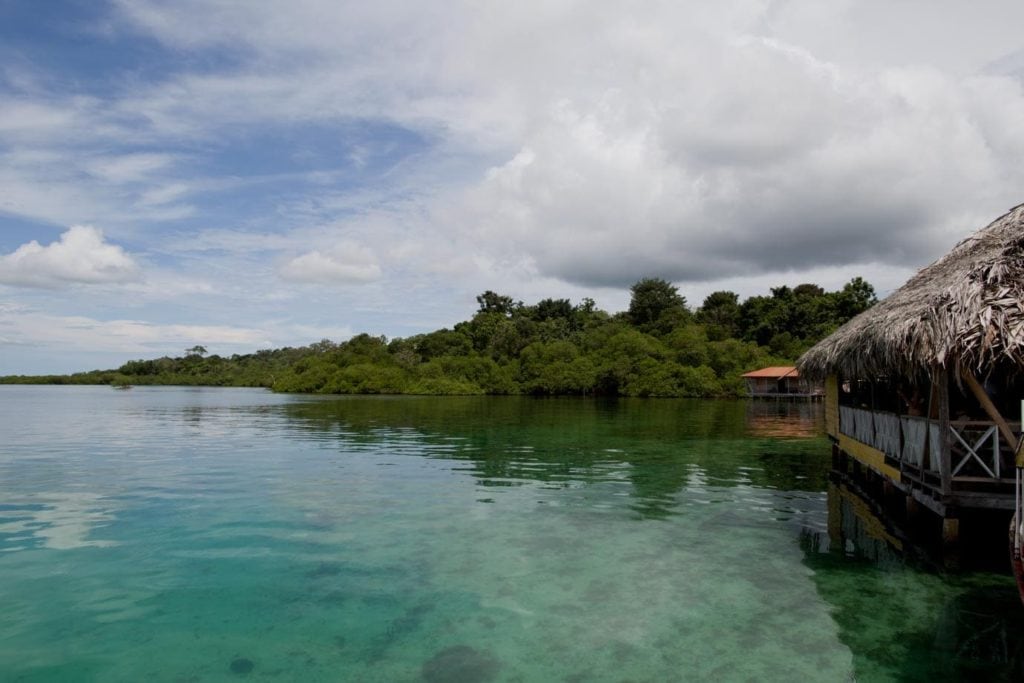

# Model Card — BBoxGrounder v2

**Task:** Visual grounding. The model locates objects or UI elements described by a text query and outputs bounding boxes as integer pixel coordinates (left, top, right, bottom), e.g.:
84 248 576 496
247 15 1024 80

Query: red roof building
741 366 821 398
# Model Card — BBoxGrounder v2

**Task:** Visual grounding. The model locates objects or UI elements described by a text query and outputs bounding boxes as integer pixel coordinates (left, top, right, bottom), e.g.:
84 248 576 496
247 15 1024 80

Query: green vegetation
0 277 875 397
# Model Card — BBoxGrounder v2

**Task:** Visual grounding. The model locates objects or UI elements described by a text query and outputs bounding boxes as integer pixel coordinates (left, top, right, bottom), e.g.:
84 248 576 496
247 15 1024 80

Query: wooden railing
950 422 1002 479
838 406 1019 482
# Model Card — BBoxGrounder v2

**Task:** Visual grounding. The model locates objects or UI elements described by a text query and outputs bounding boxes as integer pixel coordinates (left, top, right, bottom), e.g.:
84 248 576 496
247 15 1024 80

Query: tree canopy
1 276 876 398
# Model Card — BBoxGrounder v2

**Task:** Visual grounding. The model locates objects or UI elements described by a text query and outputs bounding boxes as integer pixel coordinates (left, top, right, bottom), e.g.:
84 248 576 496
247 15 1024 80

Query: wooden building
798 204 1024 548
742 366 822 398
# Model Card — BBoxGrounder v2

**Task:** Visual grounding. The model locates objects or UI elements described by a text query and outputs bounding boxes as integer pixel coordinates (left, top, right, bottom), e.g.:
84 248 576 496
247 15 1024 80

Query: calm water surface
0 386 1020 682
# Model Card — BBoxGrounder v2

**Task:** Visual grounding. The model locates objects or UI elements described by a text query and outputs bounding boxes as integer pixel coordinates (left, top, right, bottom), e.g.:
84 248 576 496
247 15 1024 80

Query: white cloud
137 182 190 206
279 243 382 284
89 1 1024 290
410 34 1024 286
0 148 195 227
0 100 79 136
87 153 178 183
0 226 142 288
161 229 305 254
0 309 267 353
0 307 363 373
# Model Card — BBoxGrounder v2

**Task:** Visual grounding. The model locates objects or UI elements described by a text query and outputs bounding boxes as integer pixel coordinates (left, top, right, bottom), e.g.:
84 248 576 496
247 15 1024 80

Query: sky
4 0 1024 373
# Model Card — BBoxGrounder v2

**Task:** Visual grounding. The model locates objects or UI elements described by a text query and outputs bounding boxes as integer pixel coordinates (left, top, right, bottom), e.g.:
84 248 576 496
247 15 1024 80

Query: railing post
1016 468 1021 555
994 428 1001 479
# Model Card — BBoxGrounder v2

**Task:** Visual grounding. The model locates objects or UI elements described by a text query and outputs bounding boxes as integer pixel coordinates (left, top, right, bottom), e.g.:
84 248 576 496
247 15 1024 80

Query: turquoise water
0 386 1020 682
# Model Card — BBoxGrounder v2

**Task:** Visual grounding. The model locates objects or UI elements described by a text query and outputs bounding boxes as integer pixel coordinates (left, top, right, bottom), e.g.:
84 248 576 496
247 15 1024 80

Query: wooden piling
942 517 960 546
905 494 919 520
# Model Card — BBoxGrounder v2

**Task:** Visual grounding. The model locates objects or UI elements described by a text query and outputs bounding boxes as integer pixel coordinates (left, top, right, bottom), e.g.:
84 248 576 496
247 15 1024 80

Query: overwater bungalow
798 204 1024 551
741 366 822 399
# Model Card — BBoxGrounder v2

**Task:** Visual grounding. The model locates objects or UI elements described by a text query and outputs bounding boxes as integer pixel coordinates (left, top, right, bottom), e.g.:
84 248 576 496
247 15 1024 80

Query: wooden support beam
960 369 1019 453
936 367 952 496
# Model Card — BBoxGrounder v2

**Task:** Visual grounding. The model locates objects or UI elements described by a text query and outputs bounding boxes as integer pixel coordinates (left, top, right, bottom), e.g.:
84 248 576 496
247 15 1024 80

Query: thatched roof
798 203 1024 380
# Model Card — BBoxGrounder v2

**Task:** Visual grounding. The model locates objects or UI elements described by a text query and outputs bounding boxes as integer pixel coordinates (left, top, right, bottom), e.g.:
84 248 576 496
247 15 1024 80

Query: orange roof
741 366 799 379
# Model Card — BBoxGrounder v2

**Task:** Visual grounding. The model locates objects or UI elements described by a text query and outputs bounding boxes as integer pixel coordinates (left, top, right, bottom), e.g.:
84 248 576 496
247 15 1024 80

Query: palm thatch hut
798 203 1024 530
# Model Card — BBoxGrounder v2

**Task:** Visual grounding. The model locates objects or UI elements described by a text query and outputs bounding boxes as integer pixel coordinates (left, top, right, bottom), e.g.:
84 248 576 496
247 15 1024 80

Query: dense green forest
0 277 876 397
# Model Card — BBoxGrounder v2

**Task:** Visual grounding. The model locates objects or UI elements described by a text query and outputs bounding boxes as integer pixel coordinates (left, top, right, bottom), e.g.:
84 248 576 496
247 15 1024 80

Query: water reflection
827 480 906 566
0 493 118 551
800 480 1024 681
279 396 833 520
745 399 823 438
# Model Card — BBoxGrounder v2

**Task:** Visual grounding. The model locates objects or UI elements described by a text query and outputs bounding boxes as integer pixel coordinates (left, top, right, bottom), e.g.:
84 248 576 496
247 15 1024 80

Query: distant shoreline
0 279 876 399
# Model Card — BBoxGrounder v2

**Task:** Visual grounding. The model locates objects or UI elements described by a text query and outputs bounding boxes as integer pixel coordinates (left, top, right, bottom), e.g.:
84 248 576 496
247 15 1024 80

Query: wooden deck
833 405 1018 516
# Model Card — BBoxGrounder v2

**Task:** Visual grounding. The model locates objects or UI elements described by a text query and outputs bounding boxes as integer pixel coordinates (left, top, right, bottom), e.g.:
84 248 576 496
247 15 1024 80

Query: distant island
0 278 875 398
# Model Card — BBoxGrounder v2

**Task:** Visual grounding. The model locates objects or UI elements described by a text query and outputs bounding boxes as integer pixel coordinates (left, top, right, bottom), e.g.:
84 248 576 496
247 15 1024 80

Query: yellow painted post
825 375 839 438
